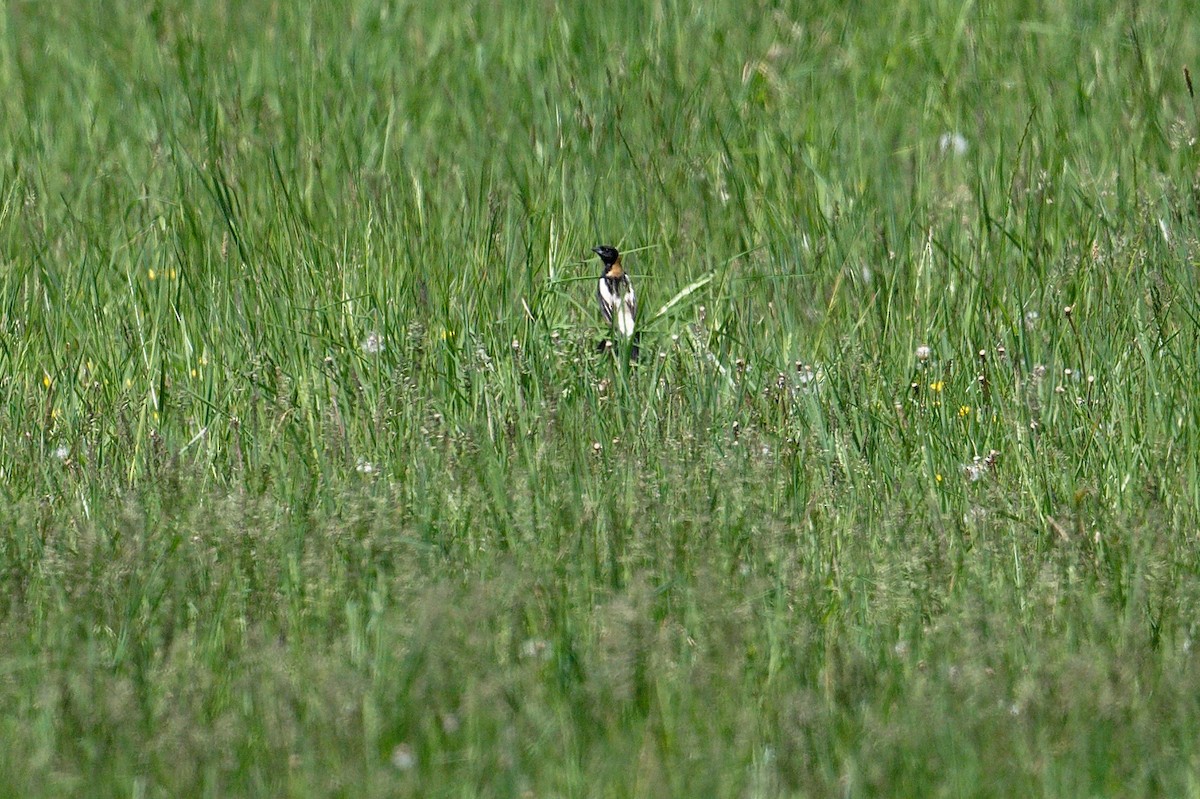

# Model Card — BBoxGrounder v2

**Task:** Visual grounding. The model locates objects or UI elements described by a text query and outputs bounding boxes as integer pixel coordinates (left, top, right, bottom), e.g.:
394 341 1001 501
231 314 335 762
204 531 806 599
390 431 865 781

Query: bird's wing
597 278 616 323
615 278 637 337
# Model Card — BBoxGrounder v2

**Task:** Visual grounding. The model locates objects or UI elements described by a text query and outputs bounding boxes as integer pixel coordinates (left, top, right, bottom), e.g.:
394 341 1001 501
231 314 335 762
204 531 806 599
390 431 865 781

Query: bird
593 245 638 357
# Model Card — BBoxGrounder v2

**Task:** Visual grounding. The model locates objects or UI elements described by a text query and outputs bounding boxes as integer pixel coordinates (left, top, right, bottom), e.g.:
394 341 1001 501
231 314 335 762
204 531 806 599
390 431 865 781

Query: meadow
2 0 1200 795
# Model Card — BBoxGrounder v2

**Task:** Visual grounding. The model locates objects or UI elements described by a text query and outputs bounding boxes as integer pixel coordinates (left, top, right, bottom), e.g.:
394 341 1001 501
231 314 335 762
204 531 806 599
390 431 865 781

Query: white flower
54 444 70 460
355 458 376 475
916 345 931 362
962 450 998 482
796 363 823 392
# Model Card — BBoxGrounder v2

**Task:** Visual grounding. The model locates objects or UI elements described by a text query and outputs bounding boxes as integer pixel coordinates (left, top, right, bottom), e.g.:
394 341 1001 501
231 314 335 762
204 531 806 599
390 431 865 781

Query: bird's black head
592 245 620 266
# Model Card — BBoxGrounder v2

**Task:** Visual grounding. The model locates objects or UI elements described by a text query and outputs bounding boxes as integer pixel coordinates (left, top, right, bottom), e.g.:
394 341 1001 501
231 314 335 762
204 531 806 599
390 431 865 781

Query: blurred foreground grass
2 0 1200 795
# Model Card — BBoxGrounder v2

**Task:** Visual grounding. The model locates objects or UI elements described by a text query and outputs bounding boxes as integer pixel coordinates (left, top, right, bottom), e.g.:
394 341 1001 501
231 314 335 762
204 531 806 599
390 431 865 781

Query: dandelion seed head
916 345 931 361
520 638 552 660
938 131 969 156
390 743 416 771
360 331 385 355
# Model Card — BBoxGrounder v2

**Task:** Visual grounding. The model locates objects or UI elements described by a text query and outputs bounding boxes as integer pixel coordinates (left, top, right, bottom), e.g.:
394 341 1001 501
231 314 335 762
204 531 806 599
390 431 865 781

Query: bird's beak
592 247 603 256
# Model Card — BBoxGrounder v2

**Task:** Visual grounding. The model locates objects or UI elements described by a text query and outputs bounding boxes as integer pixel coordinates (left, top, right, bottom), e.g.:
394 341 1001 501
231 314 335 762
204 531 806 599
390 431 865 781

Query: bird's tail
596 333 640 361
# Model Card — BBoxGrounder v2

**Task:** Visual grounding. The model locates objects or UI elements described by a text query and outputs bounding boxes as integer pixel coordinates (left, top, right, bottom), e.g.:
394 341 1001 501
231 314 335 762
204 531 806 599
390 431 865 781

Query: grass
2 0 1200 795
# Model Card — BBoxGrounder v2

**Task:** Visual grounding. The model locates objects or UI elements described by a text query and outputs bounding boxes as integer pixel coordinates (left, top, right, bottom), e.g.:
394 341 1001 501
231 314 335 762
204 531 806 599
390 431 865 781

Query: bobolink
593 245 637 353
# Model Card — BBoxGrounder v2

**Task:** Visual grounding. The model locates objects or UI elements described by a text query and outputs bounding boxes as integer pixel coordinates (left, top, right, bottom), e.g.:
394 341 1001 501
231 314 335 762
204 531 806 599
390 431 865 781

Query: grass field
3 0 1200 795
